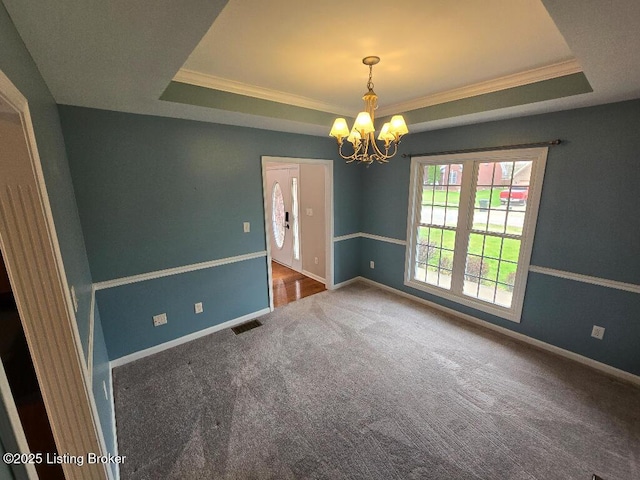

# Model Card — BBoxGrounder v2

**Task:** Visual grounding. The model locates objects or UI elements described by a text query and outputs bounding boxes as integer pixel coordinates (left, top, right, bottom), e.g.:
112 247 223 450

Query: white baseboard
110 308 271 368
331 276 361 290
302 269 325 284
355 277 640 387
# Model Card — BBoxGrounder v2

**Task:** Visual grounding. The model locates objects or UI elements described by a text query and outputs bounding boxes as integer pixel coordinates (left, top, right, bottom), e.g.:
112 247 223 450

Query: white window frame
404 147 548 323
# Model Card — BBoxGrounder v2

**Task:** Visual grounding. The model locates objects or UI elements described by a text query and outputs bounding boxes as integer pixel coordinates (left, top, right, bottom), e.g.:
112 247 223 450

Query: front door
266 166 301 271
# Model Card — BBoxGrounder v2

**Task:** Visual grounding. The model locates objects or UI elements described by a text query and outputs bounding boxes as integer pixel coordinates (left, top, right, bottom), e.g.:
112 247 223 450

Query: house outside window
404 147 548 322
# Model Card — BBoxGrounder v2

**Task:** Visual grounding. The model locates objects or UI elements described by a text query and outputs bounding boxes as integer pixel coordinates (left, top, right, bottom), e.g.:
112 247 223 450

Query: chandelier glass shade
330 56 408 164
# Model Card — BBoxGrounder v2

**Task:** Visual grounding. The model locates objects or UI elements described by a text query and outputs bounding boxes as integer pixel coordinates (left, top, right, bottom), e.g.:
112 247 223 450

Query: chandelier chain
367 64 374 91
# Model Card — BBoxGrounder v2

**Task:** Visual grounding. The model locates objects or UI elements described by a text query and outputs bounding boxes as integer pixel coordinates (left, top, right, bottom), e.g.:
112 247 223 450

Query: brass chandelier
330 56 408 164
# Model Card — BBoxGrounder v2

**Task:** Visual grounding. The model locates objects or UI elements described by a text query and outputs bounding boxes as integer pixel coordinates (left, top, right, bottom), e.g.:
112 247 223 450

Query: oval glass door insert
272 182 285 248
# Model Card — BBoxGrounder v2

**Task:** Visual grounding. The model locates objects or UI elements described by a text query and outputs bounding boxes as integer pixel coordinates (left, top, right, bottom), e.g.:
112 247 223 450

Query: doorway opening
262 157 334 309
1 251 64 479
270 261 326 308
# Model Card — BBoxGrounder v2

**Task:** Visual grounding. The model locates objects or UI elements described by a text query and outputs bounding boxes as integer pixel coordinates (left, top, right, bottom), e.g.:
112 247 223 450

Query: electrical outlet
153 313 167 327
243 222 250 233
195 302 203 314
314 256 319 265
306 208 313 216
370 261 375 269
591 325 605 340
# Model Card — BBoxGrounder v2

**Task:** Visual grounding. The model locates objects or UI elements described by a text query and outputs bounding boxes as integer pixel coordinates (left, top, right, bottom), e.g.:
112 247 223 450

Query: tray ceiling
4 0 640 135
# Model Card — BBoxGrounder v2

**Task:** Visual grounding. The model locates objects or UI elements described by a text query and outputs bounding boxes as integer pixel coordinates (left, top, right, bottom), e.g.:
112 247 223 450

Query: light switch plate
243 222 250 233
195 302 203 314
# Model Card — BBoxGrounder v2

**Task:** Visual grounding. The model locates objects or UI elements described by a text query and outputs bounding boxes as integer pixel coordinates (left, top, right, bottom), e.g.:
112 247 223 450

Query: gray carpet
113 282 640 479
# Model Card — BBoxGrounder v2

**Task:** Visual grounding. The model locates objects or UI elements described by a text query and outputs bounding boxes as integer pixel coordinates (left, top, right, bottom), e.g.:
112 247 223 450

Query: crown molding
175 60 582 122
173 68 351 116
377 59 583 117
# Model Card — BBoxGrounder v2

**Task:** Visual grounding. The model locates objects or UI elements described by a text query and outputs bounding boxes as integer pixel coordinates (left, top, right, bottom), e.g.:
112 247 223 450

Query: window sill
404 278 522 323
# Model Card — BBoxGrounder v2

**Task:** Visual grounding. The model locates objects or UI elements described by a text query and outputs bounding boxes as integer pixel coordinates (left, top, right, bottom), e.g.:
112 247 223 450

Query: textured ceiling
4 0 640 136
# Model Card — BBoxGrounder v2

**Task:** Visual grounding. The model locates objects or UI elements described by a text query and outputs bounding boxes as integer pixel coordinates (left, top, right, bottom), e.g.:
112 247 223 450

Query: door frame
261 156 334 311
0 70 109 478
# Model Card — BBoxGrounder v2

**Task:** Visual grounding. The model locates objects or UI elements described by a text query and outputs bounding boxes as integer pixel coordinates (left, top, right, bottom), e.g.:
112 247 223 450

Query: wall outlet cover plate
591 325 605 340
153 313 167 326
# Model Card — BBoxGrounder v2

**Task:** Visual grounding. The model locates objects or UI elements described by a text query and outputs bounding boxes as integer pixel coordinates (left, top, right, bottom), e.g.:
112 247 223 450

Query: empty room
0 1 639 479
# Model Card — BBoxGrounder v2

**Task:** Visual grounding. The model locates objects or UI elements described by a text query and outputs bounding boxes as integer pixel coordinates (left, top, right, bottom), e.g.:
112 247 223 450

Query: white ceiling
180 0 575 116
4 0 640 136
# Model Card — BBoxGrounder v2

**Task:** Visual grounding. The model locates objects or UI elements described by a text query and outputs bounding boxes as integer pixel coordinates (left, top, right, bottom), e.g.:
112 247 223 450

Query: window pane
420 205 433 225
272 182 285 249
502 238 521 262
445 206 459 227
422 183 435 206
478 281 497 303
291 177 300 261
442 230 456 250
463 277 479 297
498 261 518 286
475 187 494 209
446 187 460 207
465 254 484 282
483 236 503 260
468 233 484 256
420 164 462 228
505 210 525 236
472 207 489 232
481 258 499 282
488 209 508 234
414 226 454 290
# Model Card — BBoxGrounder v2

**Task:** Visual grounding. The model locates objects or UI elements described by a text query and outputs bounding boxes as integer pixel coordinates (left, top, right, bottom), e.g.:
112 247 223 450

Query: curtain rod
401 139 562 158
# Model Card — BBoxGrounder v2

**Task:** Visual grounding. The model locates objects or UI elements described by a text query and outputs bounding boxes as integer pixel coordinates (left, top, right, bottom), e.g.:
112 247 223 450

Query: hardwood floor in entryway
271 261 326 308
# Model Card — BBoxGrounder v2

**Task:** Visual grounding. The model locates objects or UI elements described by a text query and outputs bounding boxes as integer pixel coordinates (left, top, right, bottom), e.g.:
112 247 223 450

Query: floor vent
231 319 262 335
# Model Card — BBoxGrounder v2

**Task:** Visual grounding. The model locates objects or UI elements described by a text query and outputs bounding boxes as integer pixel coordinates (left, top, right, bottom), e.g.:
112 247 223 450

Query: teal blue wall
91 304 118 478
58 106 362 359
96 257 269 359
59 101 640 375
58 106 359 281
359 100 640 376
0 2 115 466
0 2 94 363
334 237 361 285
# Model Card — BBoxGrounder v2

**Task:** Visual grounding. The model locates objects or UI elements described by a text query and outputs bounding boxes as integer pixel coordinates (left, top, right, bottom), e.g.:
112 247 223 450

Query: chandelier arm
368 134 391 161
378 142 398 163
337 142 358 162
